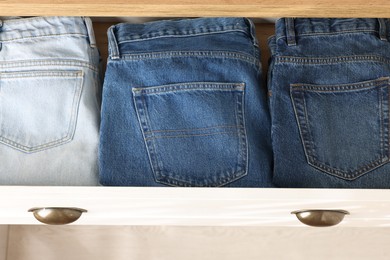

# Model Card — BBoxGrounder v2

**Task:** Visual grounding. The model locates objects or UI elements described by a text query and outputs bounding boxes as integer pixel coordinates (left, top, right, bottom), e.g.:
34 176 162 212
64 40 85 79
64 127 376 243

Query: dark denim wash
100 17 273 187
268 18 390 188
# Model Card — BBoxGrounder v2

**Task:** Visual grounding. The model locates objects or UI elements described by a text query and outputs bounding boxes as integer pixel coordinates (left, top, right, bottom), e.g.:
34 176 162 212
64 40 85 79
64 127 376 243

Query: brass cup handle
28 207 87 225
291 209 350 227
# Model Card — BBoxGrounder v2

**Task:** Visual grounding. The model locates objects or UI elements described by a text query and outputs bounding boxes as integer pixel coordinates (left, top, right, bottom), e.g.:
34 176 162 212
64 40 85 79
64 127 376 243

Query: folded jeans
99 17 273 187
0 16 100 185
269 18 390 188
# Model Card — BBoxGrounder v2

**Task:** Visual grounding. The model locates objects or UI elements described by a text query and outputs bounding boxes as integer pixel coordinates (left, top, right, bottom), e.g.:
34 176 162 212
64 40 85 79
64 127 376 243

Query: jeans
0 17 100 185
100 17 273 187
268 18 390 188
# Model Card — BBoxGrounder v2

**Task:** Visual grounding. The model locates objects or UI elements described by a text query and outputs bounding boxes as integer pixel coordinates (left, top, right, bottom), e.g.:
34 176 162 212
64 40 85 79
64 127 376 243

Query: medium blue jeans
268 18 390 188
100 18 273 187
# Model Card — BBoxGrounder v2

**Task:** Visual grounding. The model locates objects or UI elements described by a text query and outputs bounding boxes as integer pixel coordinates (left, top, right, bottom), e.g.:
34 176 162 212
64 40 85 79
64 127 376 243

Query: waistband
108 17 257 58
0 17 96 46
275 18 389 45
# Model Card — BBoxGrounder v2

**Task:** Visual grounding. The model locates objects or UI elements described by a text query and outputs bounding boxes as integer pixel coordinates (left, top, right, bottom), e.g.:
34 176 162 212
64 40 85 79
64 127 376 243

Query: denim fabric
268 18 390 188
100 17 273 187
0 17 100 185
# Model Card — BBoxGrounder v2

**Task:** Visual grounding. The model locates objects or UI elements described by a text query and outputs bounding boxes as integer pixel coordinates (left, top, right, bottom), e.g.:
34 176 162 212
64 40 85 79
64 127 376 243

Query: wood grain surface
0 0 389 17
0 226 8 260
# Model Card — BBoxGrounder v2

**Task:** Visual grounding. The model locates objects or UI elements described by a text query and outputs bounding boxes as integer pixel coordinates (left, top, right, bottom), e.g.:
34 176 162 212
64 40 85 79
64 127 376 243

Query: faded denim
0 17 100 185
268 18 390 188
100 17 273 187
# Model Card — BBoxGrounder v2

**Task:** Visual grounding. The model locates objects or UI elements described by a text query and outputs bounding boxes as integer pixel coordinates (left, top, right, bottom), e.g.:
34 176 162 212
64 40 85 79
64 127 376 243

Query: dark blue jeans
269 18 390 188
99 18 273 187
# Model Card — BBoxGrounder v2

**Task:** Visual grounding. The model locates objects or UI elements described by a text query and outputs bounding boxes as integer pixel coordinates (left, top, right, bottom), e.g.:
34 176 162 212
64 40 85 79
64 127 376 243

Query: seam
276 29 378 42
132 92 159 183
0 33 88 43
156 168 246 187
388 84 390 160
290 90 311 162
142 92 164 179
145 125 243 134
0 71 82 78
0 59 98 72
380 86 384 159
301 91 316 161
275 55 390 65
135 86 243 95
291 77 389 92
310 158 386 180
133 82 244 93
145 131 237 140
292 85 383 93
236 84 248 178
119 51 259 66
68 70 84 146
118 28 249 44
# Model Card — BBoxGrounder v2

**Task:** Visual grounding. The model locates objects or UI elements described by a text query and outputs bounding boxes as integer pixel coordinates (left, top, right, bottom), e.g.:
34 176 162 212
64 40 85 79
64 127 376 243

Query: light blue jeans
100 18 273 187
269 18 390 188
0 17 100 185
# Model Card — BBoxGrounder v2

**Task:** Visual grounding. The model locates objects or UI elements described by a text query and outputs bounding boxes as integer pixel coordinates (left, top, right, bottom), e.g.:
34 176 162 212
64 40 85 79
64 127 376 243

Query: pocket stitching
0 70 84 153
144 130 241 141
138 91 165 183
133 82 245 94
133 82 248 187
291 78 390 180
235 86 248 182
144 125 242 134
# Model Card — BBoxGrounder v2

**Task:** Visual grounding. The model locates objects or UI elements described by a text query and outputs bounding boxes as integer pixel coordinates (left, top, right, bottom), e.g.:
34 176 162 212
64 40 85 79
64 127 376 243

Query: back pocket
0 70 84 153
290 77 390 180
132 82 248 187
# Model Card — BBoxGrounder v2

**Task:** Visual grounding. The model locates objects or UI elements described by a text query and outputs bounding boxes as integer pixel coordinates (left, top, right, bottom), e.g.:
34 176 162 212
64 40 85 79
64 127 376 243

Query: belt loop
285 18 297 46
244 18 259 48
108 25 120 60
83 17 97 48
0 20 3 52
378 18 387 41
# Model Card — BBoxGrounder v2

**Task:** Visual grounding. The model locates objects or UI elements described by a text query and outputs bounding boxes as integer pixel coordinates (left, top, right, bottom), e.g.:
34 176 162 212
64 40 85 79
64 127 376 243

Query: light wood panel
0 0 389 18
0 226 8 260
7 225 390 260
